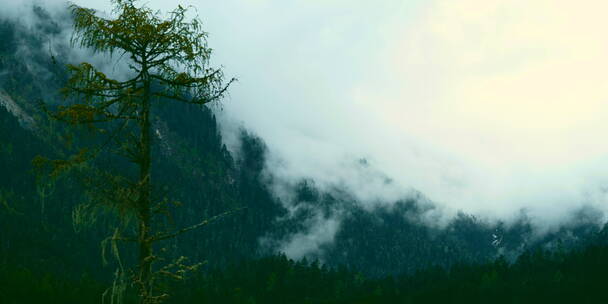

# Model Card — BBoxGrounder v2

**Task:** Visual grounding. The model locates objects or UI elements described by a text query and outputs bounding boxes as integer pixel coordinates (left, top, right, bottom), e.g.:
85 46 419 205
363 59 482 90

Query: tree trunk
138 64 153 303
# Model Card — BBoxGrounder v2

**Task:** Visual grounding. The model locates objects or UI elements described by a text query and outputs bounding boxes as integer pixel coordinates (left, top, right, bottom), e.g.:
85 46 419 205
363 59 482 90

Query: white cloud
278 214 341 261
364 0 608 219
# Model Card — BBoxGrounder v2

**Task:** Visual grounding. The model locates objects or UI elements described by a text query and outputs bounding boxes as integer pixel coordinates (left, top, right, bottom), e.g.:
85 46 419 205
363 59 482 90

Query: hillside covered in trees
1 3 608 304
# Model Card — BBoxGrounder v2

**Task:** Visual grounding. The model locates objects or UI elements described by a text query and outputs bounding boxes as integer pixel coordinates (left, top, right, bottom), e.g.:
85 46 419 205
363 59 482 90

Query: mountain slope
0 5 606 282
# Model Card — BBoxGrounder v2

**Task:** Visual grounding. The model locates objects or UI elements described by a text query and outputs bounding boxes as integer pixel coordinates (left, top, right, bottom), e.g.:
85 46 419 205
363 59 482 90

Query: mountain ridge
0 5 606 281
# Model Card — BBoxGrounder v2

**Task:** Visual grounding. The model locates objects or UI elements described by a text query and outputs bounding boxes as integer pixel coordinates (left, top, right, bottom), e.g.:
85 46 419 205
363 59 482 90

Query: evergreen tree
35 0 234 303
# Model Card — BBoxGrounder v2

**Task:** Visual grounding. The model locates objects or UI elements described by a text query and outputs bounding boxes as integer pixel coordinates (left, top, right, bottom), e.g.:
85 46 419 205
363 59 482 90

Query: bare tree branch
151 208 246 242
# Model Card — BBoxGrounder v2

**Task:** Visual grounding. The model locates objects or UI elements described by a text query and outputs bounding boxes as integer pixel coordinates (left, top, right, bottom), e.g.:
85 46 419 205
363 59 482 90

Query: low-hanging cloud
205 0 608 227
0 0 137 89
277 214 341 261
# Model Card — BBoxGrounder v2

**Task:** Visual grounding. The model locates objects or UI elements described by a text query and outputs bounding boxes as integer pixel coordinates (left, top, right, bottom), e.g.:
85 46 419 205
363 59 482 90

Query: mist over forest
2 1 608 303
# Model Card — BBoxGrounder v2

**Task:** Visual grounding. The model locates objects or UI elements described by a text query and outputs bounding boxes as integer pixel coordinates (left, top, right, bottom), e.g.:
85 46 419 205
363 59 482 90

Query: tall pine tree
36 0 235 302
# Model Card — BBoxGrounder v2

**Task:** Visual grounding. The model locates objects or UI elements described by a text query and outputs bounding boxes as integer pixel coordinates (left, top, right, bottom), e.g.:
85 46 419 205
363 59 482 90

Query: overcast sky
6 0 608 228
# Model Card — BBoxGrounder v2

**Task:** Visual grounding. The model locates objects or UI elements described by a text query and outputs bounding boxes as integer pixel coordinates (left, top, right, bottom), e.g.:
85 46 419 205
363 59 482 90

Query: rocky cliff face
0 90 35 130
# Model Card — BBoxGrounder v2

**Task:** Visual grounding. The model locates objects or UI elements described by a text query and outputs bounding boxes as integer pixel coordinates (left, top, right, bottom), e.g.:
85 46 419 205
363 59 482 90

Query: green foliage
3 245 608 303
35 1 236 303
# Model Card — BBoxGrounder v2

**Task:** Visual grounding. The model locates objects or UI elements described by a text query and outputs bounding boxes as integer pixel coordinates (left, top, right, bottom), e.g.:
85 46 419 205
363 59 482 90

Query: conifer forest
2 1 608 303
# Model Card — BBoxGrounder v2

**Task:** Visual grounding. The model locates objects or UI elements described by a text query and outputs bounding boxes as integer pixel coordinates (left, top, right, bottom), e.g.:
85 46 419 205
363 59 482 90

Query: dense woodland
3 242 608 303
1 4 608 303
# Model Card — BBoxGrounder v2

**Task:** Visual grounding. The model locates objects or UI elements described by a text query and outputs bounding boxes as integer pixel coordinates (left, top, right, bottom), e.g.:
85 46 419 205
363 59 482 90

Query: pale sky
6 0 608 229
